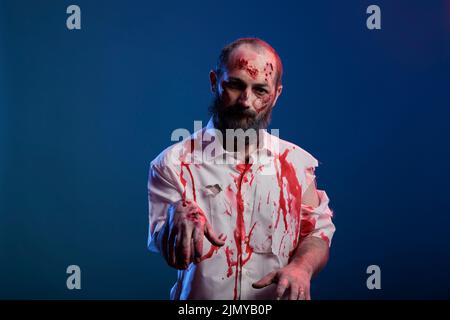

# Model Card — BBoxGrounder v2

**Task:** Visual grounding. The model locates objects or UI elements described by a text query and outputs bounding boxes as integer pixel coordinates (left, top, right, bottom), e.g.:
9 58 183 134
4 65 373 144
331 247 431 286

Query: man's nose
238 89 252 108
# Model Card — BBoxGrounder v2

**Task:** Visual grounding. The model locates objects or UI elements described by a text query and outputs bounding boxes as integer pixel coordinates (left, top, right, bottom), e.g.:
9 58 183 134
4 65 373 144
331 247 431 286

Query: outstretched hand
252 264 312 300
161 199 226 269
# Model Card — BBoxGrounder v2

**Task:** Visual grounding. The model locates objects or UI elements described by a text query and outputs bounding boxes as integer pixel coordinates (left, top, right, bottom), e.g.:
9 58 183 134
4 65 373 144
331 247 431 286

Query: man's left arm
253 168 335 300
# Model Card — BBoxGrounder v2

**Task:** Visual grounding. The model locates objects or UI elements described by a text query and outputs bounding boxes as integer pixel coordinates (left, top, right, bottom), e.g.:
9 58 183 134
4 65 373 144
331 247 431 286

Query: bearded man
147 38 336 300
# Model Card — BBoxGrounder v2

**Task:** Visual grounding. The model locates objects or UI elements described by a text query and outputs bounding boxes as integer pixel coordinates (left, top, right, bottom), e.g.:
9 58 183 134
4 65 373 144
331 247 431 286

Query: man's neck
219 130 261 164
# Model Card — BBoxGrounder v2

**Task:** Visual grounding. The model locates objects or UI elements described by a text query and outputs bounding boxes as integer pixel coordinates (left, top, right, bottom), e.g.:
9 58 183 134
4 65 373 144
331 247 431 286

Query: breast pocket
201 184 232 236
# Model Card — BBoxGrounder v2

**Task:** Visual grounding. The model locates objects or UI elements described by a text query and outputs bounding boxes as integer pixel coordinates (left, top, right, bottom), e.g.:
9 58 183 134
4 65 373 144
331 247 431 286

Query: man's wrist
289 258 314 278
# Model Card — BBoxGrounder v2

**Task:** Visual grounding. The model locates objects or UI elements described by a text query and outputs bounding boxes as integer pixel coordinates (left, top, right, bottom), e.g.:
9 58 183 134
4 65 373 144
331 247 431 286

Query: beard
208 94 273 133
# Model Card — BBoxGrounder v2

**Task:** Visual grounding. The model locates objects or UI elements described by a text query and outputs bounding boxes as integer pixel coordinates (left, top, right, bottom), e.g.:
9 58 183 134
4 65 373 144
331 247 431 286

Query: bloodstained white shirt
147 117 336 300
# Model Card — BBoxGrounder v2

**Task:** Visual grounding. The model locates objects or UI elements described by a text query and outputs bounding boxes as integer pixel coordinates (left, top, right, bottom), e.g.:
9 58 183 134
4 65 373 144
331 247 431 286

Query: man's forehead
227 44 276 69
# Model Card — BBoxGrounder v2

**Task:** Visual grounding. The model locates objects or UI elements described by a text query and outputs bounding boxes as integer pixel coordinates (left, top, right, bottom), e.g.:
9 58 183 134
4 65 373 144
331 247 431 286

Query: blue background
1 0 449 299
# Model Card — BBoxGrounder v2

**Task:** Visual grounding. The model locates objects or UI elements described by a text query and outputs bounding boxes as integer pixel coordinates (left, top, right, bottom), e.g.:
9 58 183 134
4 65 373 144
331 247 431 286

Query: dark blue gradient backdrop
1 0 449 299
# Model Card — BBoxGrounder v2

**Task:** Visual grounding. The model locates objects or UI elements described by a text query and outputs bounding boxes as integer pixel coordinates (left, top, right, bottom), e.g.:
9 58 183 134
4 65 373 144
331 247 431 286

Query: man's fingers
168 226 178 267
192 227 203 263
161 222 170 262
181 228 192 268
298 287 310 300
276 277 289 300
204 222 226 247
305 288 311 300
298 288 306 300
252 271 277 289
290 284 299 300
174 228 184 268
175 227 191 269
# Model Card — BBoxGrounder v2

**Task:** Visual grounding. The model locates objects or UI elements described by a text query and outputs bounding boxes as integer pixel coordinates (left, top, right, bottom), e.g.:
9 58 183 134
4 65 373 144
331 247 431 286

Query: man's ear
272 84 283 107
209 70 218 94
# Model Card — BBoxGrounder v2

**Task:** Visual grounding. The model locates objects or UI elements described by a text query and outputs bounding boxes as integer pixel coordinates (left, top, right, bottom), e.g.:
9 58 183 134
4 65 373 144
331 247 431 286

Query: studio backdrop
0 0 449 299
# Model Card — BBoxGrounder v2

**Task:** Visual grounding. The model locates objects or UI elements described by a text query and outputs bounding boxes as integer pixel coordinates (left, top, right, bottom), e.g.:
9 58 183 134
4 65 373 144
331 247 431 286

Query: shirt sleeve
300 165 336 247
147 159 182 253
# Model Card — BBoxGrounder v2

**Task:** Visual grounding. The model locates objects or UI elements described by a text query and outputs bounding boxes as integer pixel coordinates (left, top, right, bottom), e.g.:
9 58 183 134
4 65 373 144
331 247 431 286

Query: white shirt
147 117 336 300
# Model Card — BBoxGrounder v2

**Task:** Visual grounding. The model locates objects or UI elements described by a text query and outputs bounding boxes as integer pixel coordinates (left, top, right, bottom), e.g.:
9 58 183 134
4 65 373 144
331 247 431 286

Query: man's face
210 44 283 131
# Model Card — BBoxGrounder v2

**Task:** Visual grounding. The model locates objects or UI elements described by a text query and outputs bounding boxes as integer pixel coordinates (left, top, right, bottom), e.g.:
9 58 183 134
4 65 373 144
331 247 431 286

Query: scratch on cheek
254 93 274 111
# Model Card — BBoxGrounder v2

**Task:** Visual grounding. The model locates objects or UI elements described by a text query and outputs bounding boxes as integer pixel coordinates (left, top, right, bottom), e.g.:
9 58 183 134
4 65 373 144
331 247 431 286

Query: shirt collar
199 117 277 162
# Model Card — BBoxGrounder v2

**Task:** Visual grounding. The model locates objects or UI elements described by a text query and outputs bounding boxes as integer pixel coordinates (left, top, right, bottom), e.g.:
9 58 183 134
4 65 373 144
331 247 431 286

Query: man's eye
225 82 242 90
255 88 268 94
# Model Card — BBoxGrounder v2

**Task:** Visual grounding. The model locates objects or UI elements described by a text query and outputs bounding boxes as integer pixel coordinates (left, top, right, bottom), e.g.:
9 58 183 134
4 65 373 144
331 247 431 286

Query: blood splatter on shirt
147 117 336 300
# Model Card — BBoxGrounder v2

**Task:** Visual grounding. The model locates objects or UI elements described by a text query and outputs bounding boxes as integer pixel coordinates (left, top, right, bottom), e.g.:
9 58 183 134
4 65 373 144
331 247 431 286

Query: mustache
221 104 257 118
209 94 273 132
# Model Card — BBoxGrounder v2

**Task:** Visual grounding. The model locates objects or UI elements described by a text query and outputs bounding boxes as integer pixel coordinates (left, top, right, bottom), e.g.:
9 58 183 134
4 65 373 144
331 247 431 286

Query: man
147 38 336 300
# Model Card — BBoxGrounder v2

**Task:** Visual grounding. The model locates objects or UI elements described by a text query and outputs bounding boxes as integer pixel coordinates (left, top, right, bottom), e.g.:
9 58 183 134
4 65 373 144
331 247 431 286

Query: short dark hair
215 37 283 87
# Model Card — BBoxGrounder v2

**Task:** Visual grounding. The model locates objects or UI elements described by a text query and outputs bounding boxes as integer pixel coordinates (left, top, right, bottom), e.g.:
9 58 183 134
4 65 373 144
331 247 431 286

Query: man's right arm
147 161 181 253
147 161 225 269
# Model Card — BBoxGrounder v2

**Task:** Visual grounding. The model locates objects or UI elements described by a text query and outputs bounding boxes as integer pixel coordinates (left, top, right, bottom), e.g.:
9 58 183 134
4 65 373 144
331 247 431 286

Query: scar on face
235 58 259 79
253 92 274 111
263 62 274 83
